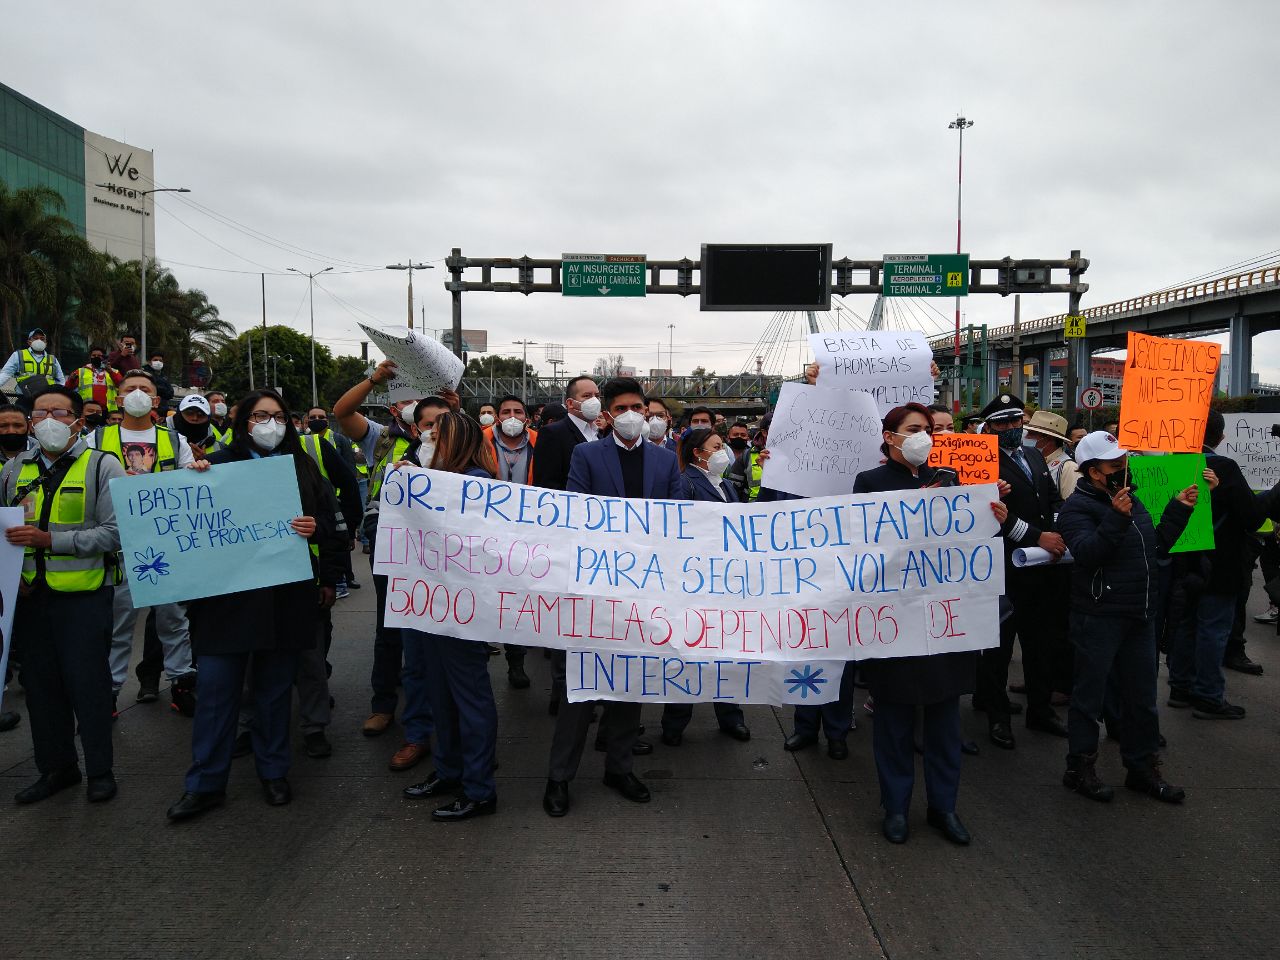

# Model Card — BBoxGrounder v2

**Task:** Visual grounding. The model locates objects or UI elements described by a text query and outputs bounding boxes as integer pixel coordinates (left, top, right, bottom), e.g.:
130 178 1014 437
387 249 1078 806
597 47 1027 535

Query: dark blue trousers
872 698 962 815
400 630 436 746
661 700 745 735
369 557 403 715
792 663 856 741
186 650 297 793
418 631 498 802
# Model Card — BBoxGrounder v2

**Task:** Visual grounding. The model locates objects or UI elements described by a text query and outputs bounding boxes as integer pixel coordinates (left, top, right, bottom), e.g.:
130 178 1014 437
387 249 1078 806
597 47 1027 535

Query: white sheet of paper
359 324 464 401
760 382 884 498
0 507 26 713
1217 413 1280 490
1011 547 1074 568
808 331 934 414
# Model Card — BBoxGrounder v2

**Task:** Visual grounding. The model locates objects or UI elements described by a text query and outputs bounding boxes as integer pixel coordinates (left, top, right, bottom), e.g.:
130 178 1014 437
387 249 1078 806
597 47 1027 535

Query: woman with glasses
166 390 345 822
400 410 502 821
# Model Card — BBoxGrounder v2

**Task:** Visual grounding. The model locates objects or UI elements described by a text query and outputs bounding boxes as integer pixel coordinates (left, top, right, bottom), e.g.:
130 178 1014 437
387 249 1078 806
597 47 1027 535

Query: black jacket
997 444 1062 567
531 416 590 490
1200 450 1280 594
851 460 975 705
1056 480 1192 619
187 447 345 656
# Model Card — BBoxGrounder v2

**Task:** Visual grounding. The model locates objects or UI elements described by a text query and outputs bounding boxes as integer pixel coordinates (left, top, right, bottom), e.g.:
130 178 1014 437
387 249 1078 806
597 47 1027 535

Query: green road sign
882 253 969 297
561 254 647 297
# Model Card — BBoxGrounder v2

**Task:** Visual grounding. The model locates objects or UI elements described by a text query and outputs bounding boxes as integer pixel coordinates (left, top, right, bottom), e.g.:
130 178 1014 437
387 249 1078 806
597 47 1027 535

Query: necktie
1011 448 1033 481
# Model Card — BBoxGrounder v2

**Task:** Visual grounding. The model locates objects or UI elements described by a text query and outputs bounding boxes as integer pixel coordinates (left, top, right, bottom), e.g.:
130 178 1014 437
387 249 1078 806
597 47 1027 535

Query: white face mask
611 410 646 442
647 416 668 440
212 402 228 418
705 448 733 477
576 396 601 422
33 416 73 452
416 441 435 467
478 413 495 427
150 360 163 371
398 403 417 426
122 390 154 418
895 430 933 467
29 339 47 354
250 419 286 451
500 416 525 438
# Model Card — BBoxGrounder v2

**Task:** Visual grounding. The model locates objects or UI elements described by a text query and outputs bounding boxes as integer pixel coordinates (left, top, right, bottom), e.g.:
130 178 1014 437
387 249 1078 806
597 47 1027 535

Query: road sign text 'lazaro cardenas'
562 253 647 297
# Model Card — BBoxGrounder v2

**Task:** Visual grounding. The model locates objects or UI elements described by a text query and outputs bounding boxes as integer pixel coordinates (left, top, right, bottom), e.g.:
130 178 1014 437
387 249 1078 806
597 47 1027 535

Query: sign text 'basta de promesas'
373 469 1005 702
561 254 647 297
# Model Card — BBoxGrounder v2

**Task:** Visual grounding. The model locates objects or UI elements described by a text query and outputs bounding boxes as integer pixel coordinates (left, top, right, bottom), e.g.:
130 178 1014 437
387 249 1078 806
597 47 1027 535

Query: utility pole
261 272 269 387
288 266 333 406
948 114 973 413
514 339 537 405
386 260 433 330
247 331 254 390
668 323 675 374
1011 294 1022 398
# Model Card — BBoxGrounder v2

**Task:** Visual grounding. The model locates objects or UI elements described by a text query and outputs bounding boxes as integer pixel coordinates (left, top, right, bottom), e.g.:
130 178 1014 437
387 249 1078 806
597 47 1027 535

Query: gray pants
109 575 192 690
548 698 641 782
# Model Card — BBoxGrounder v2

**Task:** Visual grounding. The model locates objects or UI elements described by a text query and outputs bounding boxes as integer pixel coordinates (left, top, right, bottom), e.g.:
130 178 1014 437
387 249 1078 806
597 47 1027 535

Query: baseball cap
1074 430 1127 465
178 394 211 416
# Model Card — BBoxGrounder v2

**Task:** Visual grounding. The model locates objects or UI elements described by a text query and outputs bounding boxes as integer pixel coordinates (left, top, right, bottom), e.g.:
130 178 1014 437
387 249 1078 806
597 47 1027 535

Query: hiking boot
1124 756 1185 804
1063 752 1114 802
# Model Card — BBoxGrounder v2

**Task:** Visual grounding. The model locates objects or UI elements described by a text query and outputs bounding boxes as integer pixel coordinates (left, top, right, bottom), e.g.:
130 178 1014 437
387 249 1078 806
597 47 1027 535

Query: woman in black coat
167 389 344 822
852 402 1007 846
658 429 751 746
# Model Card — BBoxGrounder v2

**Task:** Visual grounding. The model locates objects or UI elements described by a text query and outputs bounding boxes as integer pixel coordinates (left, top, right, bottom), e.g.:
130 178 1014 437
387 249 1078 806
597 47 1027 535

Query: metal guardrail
373 374 786 407
930 265 1280 350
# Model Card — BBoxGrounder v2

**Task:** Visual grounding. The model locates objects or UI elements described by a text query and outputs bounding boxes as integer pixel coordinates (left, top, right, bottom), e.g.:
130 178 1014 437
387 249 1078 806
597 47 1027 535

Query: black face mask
1102 469 1133 494
174 417 208 443
90 357 104 369
83 413 105 430
728 437 749 452
308 418 328 433
0 433 27 453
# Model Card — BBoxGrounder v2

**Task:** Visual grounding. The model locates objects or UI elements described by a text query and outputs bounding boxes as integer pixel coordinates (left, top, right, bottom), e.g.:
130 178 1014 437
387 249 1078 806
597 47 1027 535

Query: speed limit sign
1080 386 1104 410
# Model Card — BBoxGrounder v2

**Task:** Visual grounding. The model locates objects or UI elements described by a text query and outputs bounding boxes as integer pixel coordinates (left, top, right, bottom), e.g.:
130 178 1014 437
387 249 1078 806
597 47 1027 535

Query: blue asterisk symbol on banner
132 546 170 585
785 665 828 699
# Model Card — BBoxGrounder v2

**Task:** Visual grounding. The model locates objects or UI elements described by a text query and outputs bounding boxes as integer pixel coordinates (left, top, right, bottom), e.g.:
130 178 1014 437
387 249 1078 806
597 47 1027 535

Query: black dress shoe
304 731 332 759
602 771 651 803
1224 652 1264 675
432 796 497 821
827 739 849 760
882 813 908 844
1027 713 1069 738
927 808 971 845
15 767 81 804
166 790 225 821
543 779 570 817
784 732 818 752
632 738 653 756
960 739 980 756
660 731 683 747
231 731 252 759
988 721 1016 750
86 772 117 803
0 710 20 732
508 664 531 689
720 723 751 742
403 771 462 799
261 778 291 806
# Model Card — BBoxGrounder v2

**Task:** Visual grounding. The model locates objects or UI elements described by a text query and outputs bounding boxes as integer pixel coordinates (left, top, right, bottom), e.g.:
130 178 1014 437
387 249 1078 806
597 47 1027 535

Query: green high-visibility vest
16 450 107 591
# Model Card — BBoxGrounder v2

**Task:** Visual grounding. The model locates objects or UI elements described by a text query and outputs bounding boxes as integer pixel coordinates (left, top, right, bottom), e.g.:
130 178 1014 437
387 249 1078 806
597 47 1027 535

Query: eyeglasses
31 409 76 421
247 411 289 424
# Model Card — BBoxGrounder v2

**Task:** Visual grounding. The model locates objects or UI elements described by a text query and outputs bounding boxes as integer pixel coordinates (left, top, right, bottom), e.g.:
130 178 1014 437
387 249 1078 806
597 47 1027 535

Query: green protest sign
1128 453 1212 554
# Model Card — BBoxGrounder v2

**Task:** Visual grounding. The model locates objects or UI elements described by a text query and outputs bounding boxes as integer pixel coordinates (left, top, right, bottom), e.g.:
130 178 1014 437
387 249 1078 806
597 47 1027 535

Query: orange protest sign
1117 332 1220 452
928 432 999 484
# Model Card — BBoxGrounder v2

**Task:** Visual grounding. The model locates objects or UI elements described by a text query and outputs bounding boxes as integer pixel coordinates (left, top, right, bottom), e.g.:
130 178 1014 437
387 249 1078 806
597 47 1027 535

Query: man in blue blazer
544 376 685 818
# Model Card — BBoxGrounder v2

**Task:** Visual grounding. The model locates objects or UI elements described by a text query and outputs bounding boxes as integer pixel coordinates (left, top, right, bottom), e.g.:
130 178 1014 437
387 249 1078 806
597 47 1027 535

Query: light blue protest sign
112 455 312 607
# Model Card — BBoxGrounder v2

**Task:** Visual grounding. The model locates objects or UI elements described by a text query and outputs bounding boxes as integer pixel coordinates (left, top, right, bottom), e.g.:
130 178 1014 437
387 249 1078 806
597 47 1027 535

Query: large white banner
1218 413 1280 490
808 331 934 414
760 382 883 499
0 507 25 713
373 469 1004 703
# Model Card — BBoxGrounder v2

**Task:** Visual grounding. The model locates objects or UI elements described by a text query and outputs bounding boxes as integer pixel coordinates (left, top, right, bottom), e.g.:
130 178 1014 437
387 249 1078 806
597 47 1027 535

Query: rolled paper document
1012 546 1074 568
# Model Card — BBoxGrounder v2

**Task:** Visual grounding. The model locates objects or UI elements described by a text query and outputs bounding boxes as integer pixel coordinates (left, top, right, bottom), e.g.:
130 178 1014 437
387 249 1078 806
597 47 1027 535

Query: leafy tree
464 355 534 380
321 355 372 409
212 326 338 411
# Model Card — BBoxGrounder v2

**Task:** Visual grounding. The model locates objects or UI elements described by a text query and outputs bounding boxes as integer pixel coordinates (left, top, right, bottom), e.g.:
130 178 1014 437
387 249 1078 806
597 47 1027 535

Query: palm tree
0 181 104 357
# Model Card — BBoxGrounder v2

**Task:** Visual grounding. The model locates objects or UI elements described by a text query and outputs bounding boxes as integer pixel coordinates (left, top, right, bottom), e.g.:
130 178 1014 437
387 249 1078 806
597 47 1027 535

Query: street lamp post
514 339 537 405
948 115 973 413
288 266 333 406
97 183 190 361
386 261 433 330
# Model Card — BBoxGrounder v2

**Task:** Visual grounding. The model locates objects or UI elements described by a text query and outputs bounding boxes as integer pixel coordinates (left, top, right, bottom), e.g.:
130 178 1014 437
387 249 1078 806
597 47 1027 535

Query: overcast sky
7 0 1280 384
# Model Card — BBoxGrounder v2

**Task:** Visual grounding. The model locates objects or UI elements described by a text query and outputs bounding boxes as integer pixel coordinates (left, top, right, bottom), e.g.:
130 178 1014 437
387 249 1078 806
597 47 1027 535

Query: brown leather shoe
362 712 393 737
389 742 428 771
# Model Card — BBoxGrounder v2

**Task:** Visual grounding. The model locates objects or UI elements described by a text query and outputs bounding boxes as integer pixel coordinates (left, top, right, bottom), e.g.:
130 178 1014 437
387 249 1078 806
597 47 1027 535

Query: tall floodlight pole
668 323 675 374
98 183 190 361
515 339 537 404
948 115 973 413
386 261 433 330
288 266 333 406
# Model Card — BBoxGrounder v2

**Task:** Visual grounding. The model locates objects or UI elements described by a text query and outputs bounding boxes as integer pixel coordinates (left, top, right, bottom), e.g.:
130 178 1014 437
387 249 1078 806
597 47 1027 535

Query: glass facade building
0 81 87 234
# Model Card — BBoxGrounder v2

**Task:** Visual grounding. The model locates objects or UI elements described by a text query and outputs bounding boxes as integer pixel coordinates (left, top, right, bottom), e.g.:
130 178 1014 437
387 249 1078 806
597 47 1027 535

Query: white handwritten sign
1218 413 1280 490
567 651 846 705
0 507 23 714
359 324 464 401
372 468 1004 704
808 331 934 414
760 382 883 498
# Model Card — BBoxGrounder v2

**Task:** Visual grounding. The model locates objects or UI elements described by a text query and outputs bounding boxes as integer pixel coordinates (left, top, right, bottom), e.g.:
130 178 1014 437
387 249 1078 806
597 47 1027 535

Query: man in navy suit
543 376 685 818
646 396 678 452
